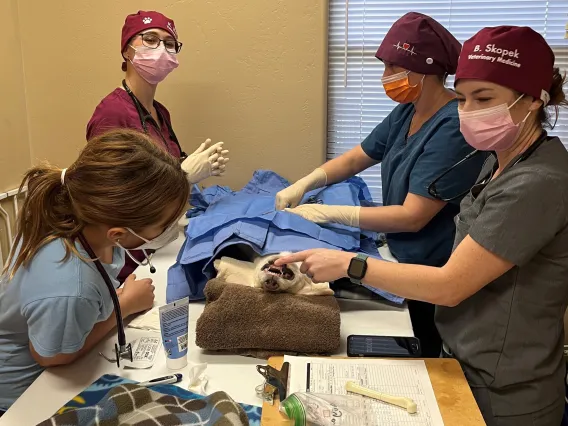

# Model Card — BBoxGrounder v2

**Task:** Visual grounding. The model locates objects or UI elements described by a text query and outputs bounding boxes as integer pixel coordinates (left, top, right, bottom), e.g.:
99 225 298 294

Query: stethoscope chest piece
115 342 134 367
99 342 133 367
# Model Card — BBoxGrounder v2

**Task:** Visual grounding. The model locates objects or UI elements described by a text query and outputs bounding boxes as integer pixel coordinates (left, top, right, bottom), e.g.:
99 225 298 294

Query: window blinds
327 0 568 202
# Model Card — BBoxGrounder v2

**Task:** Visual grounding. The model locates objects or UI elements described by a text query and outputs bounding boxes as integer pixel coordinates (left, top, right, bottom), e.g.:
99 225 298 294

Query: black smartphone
347 335 421 358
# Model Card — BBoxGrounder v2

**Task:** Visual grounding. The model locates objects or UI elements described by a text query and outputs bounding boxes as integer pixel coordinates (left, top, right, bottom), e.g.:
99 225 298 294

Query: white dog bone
346 381 417 414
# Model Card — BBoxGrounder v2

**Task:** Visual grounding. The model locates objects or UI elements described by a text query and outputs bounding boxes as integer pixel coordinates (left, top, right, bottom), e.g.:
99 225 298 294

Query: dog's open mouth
261 261 295 281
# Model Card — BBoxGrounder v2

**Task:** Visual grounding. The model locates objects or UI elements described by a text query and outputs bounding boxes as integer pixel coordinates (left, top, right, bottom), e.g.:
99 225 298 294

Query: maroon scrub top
86 88 183 283
87 88 182 158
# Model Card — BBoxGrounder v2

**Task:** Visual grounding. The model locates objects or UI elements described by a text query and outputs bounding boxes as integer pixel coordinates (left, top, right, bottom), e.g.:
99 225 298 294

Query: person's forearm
70 313 119 360
68 296 136 363
358 205 423 233
32 299 132 367
32 313 118 367
320 146 376 185
361 258 455 306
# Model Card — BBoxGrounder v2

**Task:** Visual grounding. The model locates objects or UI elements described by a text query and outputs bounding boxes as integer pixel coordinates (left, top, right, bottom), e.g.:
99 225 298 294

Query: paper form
284 356 444 426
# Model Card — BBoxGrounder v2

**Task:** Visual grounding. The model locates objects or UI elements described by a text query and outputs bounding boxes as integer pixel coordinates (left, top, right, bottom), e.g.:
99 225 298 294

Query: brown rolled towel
195 279 341 358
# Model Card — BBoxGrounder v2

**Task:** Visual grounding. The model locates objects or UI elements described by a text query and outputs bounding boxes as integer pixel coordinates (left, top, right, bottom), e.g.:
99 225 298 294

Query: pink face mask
458 95 531 152
129 45 179 85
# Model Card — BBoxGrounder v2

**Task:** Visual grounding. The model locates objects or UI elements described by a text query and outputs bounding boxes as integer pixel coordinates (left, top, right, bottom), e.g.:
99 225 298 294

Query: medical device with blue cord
167 170 404 304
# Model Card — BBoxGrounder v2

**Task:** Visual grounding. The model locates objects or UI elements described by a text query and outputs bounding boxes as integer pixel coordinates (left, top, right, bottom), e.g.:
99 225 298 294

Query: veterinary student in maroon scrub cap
277 26 568 425
278 13 486 358
87 10 230 282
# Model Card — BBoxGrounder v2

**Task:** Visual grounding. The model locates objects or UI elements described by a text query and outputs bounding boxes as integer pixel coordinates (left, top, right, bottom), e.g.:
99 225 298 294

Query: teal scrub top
361 99 486 266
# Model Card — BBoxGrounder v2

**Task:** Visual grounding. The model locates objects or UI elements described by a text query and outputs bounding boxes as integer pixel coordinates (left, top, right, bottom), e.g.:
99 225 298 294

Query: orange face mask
382 71 424 104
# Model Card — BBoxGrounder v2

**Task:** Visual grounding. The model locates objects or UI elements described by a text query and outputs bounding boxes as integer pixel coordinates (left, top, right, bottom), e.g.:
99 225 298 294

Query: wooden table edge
260 356 486 426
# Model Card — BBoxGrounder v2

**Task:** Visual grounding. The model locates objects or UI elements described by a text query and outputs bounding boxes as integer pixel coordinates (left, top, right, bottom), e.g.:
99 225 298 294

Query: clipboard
259 356 486 426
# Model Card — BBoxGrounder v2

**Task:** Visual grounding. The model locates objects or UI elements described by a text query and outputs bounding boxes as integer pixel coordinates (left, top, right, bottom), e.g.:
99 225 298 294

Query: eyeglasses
137 33 183 54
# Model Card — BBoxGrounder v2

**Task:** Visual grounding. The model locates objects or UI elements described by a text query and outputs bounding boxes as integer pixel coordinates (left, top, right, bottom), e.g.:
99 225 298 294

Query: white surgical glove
285 204 361 227
182 139 230 184
275 168 328 210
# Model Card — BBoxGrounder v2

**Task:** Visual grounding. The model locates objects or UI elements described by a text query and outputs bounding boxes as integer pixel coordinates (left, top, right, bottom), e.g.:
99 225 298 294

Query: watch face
349 258 366 279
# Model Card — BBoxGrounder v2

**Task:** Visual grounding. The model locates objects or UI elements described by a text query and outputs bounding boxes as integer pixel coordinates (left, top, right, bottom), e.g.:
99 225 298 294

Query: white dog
213 252 334 296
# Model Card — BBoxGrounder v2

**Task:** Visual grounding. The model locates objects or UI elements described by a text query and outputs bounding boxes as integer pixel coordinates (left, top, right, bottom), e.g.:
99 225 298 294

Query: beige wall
0 0 31 192
1 0 329 263
16 0 328 186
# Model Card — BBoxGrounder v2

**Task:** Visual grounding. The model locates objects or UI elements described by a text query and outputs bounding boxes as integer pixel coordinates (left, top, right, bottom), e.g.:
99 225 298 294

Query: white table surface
0 234 412 425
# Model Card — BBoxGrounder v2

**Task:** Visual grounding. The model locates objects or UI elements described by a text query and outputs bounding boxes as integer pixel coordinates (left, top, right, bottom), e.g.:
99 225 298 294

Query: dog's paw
213 259 221 270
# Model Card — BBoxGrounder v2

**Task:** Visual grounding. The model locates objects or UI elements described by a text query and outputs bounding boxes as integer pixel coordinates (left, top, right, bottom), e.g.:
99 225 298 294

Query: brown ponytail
4 129 190 277
539 67 568 129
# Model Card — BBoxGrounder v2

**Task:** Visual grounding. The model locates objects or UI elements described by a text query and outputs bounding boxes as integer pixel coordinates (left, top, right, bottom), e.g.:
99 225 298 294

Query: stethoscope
77 232 133 367
122 80 187 161
427 132 548 202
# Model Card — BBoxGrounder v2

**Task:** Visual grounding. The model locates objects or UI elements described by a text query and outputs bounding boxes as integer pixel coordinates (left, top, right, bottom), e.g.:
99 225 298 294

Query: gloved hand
275 168 328 210
182 139 230 184
285 204 361 227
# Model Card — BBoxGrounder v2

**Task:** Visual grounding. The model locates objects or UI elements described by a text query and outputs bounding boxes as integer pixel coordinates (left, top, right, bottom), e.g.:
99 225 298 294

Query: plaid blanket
51 374 261 425
38 383 248 426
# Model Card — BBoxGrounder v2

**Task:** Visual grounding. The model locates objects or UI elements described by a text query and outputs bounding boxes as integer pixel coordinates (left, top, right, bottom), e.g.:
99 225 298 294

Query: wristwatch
347 253 368 285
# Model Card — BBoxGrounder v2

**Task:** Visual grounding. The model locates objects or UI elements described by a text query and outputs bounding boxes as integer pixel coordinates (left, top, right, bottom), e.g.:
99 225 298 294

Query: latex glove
285 204 361 227
182 139 230 184
275 168 327 210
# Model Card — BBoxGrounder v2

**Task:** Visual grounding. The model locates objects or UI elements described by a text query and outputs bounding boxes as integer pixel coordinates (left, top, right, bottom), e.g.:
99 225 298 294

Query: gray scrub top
436 135 568 416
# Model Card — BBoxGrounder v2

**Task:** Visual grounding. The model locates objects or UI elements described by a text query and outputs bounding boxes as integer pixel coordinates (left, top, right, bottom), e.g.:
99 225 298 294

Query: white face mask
127 220 180 251
115 220 180 270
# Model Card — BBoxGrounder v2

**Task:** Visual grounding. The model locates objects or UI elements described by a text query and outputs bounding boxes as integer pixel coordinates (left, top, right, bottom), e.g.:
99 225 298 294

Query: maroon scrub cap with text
456 26 555 103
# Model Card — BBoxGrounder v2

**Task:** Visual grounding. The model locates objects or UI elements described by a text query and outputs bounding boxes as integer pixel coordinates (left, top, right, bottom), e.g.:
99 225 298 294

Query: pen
138 373 183 387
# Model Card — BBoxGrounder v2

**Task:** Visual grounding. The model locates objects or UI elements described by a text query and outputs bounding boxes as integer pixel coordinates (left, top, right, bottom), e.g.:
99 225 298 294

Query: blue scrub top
361 99 486 266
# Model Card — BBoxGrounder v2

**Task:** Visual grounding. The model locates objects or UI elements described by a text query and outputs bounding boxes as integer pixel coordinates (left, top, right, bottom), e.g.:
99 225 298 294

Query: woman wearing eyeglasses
87 11 229 283
276 26 568 425
276 13 486 357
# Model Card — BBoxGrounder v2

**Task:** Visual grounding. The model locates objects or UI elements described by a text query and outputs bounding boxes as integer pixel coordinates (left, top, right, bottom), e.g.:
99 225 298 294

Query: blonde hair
5 129 190 277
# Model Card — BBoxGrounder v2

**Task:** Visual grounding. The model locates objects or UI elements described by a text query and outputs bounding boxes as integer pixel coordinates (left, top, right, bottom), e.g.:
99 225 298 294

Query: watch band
348 253 368 285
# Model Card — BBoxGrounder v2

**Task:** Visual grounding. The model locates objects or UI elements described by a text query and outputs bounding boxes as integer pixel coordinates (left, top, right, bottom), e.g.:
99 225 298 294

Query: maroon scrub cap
121 10 178 55
456 26 555 104
376 12 461 76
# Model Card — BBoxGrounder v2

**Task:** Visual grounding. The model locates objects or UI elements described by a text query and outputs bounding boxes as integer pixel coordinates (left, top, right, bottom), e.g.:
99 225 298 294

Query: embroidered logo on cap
142 17 152 24
468 44 521 68
393 42 416 55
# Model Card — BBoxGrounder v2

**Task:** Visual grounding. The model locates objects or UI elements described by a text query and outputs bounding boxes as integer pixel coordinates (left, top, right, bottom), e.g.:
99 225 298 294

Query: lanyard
122 80 187 160
76 232 132 367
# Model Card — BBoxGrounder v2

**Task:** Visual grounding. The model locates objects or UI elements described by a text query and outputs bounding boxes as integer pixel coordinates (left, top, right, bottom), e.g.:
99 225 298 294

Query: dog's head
254 252 304 293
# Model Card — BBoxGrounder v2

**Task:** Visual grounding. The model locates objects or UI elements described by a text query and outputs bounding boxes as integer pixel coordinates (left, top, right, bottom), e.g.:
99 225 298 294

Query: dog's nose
263 279 279 292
